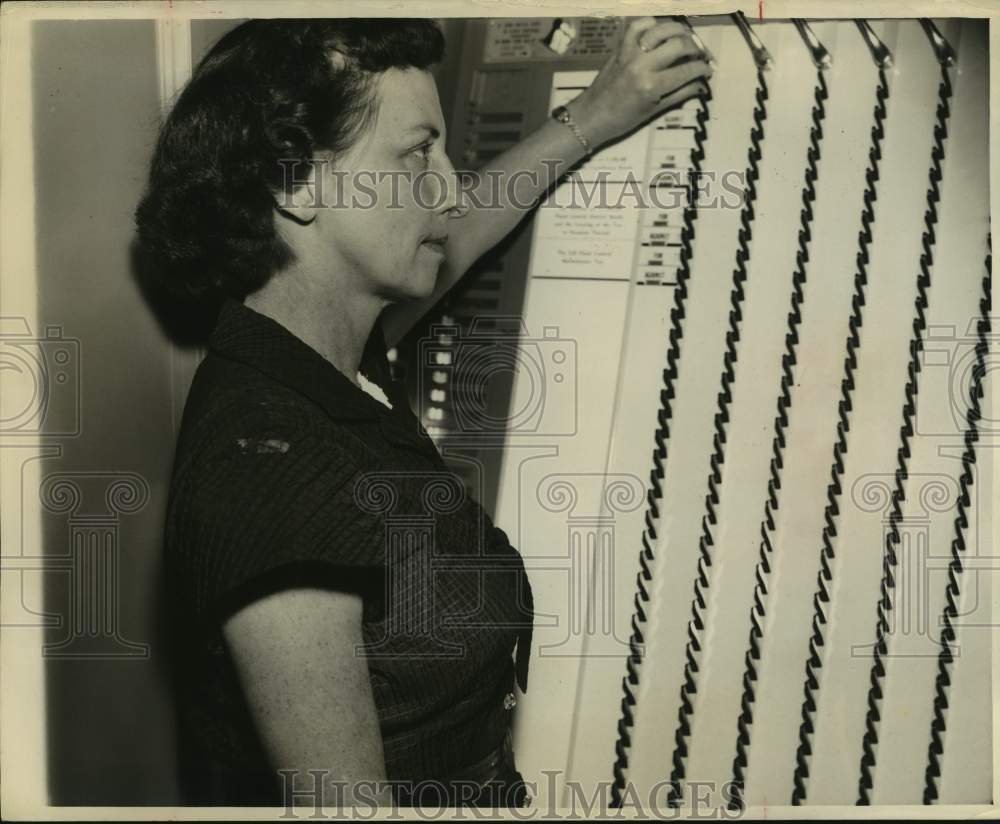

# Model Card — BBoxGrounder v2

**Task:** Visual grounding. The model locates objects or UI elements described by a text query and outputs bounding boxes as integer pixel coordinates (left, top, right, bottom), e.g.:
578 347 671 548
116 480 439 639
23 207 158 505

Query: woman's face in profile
315 67 460 303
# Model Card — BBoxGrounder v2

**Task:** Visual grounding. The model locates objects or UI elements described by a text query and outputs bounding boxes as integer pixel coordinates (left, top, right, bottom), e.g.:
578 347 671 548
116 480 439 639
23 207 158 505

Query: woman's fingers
569 17 711 148
655 79 709 113
635 19 689 53
654 58 713 100
644 33 706 71
622 16 660 55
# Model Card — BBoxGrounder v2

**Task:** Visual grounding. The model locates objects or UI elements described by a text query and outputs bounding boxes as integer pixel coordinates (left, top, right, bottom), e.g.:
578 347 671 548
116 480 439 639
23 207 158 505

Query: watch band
551 104 593 157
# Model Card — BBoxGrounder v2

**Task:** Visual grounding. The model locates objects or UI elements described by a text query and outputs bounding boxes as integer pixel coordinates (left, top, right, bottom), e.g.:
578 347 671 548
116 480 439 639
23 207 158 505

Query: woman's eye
412 142 433 165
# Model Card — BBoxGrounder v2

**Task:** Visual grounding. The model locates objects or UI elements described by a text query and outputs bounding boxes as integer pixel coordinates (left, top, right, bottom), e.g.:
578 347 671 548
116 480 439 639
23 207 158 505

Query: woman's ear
273 161 321 226
328 48 348 71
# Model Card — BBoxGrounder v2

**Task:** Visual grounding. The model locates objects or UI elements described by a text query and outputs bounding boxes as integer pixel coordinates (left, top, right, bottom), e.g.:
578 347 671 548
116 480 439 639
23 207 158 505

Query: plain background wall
33 20 180 804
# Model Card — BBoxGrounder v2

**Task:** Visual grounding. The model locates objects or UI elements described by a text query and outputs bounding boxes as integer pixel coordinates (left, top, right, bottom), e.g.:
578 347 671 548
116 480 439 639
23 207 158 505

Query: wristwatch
551 104 593 158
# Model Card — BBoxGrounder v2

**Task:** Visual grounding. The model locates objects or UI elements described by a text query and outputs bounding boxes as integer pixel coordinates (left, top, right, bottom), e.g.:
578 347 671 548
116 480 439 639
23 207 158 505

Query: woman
137 17 710 809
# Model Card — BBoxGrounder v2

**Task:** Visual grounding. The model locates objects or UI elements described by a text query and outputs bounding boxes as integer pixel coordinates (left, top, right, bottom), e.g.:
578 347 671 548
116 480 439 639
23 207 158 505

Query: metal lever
733 10 774 70
919 19 955 66
793 19 831 69
856 20 893 68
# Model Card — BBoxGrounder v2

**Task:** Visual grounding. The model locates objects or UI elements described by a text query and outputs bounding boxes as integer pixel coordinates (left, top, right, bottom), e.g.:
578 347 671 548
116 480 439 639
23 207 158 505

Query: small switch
542 19 577 56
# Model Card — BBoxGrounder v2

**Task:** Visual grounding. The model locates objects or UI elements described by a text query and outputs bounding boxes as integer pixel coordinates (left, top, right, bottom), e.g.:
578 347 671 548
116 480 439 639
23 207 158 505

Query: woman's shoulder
164 355 389 622
175 351 364 469
184 351 321 431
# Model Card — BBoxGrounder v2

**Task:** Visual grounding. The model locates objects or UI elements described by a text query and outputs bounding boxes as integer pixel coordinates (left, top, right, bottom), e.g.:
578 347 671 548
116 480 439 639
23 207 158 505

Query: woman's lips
421 236 448 255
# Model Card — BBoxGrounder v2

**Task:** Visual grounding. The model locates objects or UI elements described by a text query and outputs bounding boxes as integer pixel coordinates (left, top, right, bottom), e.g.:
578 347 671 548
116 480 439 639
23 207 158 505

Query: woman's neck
244 272 386 384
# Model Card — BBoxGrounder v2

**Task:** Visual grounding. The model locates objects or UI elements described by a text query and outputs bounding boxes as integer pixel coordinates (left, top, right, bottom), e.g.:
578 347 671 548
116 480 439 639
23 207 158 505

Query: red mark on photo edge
758 0 764 20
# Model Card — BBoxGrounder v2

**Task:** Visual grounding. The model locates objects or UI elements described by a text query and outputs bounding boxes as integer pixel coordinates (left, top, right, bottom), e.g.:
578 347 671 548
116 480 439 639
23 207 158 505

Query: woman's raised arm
221 585 389 808
381 17 711 349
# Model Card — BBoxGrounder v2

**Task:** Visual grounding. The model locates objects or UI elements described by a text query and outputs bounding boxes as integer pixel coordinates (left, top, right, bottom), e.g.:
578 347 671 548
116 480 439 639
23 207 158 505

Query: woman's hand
569 17 712 151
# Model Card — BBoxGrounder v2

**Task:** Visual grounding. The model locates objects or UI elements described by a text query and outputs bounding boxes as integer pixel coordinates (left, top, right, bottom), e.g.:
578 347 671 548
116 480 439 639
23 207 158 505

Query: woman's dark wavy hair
135 19 444 302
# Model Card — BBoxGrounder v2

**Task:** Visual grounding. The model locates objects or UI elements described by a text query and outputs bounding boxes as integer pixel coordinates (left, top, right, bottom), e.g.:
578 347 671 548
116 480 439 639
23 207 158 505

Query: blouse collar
208 297 396 422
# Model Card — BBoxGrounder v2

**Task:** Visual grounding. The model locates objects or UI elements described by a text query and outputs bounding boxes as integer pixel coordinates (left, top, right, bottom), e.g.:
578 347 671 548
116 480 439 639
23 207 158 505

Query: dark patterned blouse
164 298 533 805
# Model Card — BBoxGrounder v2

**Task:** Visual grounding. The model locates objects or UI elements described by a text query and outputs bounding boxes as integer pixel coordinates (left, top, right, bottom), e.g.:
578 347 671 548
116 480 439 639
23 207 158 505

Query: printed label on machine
528 71 700 284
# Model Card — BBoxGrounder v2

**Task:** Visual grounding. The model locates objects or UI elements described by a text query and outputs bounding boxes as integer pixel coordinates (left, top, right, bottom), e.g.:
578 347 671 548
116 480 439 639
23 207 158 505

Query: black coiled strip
727 68 828 813
665 69 769 809
857 62 952 805
609 92 712 808
922 232 991 804
790 66 890 806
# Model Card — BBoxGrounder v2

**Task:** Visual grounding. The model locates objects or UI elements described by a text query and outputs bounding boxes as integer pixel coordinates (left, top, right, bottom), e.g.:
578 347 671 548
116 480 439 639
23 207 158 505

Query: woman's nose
435 153 468 218
414 152 468 218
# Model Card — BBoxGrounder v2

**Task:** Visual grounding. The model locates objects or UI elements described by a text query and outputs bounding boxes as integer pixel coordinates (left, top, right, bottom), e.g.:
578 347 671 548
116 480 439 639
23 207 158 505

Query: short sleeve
170 417 387 627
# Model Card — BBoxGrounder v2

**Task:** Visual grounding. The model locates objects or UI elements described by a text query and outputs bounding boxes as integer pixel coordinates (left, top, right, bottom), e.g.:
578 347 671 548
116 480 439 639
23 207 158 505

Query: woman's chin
412 253 446 294
385 269 439 303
